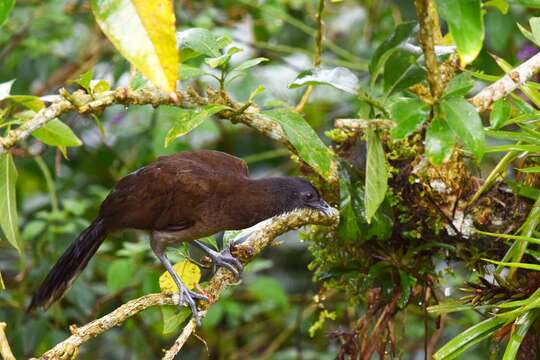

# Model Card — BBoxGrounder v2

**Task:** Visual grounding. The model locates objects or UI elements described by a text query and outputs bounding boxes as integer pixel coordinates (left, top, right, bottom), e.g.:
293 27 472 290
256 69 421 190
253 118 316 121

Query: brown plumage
29 150 332 324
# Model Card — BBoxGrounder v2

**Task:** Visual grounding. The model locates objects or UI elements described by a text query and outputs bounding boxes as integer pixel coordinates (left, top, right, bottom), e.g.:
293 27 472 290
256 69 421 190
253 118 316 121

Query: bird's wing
163 150 249 177
99 159 214 231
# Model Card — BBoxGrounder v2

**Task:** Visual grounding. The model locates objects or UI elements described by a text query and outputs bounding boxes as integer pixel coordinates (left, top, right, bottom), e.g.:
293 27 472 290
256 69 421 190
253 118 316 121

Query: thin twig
295 0 325 113
0 323 16 360
36 208 339 359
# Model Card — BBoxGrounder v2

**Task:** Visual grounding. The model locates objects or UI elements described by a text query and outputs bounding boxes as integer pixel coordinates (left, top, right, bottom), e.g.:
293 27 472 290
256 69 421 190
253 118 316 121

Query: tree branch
414 0 443 100
0 323 15 360
35 207 339 359
470 52 540 112
0 86 288 155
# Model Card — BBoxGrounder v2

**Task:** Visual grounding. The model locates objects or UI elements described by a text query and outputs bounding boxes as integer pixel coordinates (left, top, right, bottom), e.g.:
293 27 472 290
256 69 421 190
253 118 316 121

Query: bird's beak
312 199 334 216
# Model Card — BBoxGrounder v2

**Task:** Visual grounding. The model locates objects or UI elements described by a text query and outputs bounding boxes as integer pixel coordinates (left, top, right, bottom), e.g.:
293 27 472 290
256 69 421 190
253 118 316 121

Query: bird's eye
303 192 314 201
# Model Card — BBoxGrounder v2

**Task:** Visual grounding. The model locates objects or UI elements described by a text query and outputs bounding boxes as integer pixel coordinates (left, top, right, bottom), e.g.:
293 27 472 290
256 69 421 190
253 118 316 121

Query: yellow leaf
91 0 178 93
159 260 201 292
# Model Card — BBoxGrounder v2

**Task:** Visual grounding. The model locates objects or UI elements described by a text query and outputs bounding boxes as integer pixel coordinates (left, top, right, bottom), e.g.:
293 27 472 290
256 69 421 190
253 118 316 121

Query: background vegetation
0 0 540 359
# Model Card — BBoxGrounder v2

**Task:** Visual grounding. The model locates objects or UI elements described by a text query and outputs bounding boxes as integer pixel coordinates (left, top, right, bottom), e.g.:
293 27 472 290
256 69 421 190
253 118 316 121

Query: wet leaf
289 67 360 94
442 73 474 99
489 98 511 129
177 28 229 59
383 49 426 95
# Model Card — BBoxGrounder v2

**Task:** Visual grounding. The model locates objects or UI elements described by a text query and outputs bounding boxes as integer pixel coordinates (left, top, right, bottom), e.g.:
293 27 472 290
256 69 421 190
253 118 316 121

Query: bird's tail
28 217 107 311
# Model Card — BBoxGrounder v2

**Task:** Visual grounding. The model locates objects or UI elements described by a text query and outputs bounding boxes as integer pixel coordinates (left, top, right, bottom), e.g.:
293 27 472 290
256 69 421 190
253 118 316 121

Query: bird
28 150 332 324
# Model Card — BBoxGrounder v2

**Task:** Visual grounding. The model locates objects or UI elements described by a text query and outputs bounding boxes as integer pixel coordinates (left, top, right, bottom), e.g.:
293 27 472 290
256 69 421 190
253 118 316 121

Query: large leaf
383 49 426 95
425 116 455 165
390 98 429 139
508 0 540 9
91 0 178 92
289 67 360 95
365 129 388 223
263 109 335 181
0 153 21 252
164 104 228 147
369 21 416 84
32 119 82 156
441 97 485 160
0 0 14 27
437 0 484 65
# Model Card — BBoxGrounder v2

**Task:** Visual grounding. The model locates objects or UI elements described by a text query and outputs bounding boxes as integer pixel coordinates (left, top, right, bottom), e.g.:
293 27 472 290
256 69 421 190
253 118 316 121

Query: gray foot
193 240 243 279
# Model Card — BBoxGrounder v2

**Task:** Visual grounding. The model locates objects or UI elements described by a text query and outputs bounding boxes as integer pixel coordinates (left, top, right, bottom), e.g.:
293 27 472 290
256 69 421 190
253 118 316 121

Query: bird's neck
227 177 291 229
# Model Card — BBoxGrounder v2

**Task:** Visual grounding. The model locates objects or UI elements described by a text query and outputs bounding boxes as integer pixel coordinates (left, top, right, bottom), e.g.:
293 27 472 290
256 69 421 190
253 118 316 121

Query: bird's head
280 177 333 216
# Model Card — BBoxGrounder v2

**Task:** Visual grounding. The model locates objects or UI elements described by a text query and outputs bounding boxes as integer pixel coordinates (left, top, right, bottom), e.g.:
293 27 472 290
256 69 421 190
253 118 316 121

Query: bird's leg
192 240 243 279
151 234 208 326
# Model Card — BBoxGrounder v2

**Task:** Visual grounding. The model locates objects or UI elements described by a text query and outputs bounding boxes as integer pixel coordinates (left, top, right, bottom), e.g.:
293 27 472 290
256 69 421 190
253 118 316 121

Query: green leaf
248 85 266 102
289 67 360 94
32 119 83 156
517 22 539 46
0 79 14 100
164 104 228 147
72 70 93 92
106 258 135 292
0 0 15 27
205 46 242 68
262 109 335 181
389 98 429 139
425 116 455 164
507 0 540 8
383 49 426 95
365 129 388 223
177 28 228 58
502 310 540 360
483 0 509 13
437 0 484 65
0 153 21 252
231 57 269 73
531 17 540 45
7 95 44 112
483 258 540 271
0 271 4 289
441 97 485 160
161 306 190 335
443 73 474 99
90 0 178 92
369 21 417 84
178 64 208 80
517 166 540 173
489 98 511 129
433 316 507 360
398 271 416 309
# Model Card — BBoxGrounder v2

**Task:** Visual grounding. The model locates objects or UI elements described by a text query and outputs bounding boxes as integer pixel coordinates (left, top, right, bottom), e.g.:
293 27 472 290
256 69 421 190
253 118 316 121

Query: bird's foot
176 284 208 326
207 245 243 279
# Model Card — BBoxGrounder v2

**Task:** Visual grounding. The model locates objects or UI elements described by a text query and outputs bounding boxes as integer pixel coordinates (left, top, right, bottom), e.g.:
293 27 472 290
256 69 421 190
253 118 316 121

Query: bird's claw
210 245 243 279
176 285 208 326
